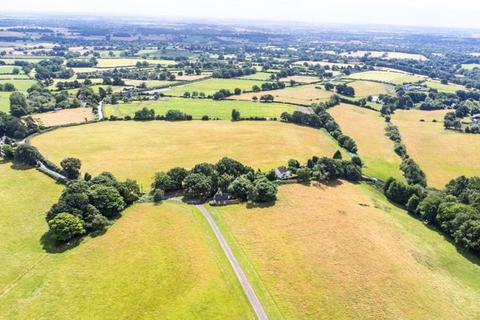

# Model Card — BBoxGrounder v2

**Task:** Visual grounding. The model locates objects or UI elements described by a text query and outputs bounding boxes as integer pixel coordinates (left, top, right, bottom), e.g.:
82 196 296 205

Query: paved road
37 161 67 182
196 204 269 320
97 101 104 120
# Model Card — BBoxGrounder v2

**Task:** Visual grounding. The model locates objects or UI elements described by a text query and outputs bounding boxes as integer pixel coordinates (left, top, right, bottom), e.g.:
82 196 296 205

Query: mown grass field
347 71 425 85
393 109 480 188
0 65 20 74
166 78 266 97
122 79 176 88
233 84 333 105
31 107 95 127
279 75 320 84
209 182 480 319
0 79 37 91
0 92 10 113
328 104 404 181
425 80 465 93
239 72 273 81
96 58 177 68
104 97 297 119
0 173 253 319
348 80 392 98
31 121 341 187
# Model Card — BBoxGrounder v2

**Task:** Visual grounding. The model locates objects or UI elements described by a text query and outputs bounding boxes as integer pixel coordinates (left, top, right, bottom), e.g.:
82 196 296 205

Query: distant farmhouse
275 166 292 180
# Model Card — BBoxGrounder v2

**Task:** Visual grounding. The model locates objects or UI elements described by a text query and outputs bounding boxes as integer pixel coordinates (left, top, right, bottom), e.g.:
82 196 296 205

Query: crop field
209 183 480 319
279 75 321 84
31 107 95 127
0 79 37 91
348 80 392 97
393 109 480 188
31 121 341 187
347 70 426 85
425 80 465 93
96 58 177 68
104 97 297 119
166 78 266 97
175 73 211 81
328 104 404 181
239 72 273 81
0 181 253 319
232 84 334 105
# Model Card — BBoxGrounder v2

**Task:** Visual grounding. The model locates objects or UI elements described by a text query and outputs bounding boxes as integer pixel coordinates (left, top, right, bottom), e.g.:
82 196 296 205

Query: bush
88 184 126 217
60 157 81 179
228 176 253 201
14 144 42 166
249 177 277 203
183 173 213 199
296 167 311 182
48 212 85 241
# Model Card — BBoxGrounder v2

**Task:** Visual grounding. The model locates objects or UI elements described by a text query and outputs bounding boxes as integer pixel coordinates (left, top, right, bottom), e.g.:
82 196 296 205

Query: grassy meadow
95 58 177 68
348 80 392 98
209 182 480 319
239 72 273 81
347 71 425 85
393 109 480 188
0 79 37 91
31 121 342 187
233 84 333 105
425 80 465 93
279 75 320 84
31 107 95 127
104 98 297 119
166 78 266 97
0 92 10 113
328 104 404 181
0 183 253 319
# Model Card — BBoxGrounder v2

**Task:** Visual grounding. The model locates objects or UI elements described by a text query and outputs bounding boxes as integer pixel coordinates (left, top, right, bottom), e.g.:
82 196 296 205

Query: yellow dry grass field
279 75 321 84
31 121 341 187
175 73 211 81
232 84 333 105
30 108 94 127
393 109 480 188
348 80 392 97
209 183 480 319
328 104 403 181
347 70 425 85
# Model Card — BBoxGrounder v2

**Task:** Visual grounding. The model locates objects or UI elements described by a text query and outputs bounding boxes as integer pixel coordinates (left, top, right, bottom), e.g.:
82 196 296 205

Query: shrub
183 173 213 199
296 167 311 182
88 184 126 217
14 144 42 166
228 176 253 201
60 157 82 179
249 177 277 203
48 212 85 241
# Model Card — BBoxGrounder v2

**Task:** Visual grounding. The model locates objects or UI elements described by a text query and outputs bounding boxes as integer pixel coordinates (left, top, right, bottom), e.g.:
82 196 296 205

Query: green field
209 182 480 319
329 104 404 181
96 58 177 68
0 65 21 74
461 63 480 70
0 79 37 91
348 80 391 98
0 58 45 65
239 72 273 80
104 97 296 119
0 163 252 318
347 71 425 85
166 78 266 96
31 121 342 187
0 92 10 113
425 80 465 93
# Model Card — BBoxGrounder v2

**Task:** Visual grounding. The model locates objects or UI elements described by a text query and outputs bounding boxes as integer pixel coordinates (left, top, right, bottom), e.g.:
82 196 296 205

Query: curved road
196 204 269 320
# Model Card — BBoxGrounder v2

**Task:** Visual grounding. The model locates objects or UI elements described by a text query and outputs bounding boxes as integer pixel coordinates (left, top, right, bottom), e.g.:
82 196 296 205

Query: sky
3 0 480 29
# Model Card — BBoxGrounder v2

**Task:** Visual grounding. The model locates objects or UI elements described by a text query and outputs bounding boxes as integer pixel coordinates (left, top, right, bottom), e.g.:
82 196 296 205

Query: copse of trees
335 83 355 97
384 176 480 255
0 111 39 140
132 108 192 121
46 172 141 242
0 82 16 92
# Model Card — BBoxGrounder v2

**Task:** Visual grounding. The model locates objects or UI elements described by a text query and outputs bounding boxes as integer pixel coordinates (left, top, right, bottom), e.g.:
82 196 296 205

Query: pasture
31 107 95 127
293 60 356 68
0 79 37 91
0 184 253 318
104 97 297 119
279 75 320 84
0 92 10 113
122 79 176 88
96 58 177 68
348 80 392 98
425 80 465 93
239 72 273 81
347 70 425 85
0 65 20 74
209 182 480 319
393 109 480 188
328 104 404 181
166 78 266 97
232 84 334 105
30 121 342 187
461 63 480 70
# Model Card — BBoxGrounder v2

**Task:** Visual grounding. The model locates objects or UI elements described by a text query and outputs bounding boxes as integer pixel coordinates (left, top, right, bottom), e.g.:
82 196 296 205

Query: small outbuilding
275 166 292 180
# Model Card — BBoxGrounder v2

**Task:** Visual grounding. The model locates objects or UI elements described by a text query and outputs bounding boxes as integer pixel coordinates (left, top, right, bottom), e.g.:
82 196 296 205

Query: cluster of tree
212 67 256 78
151 157 278 203
183 91 207 98
46 172 141 242
77 86 101 107
212 89 234 100
385 123 427 186
443 100 480 133
35 58 74 81
133 107 192 121
0 83 15 92
280 98 358 154
252 82 286 92
335 83 355 97
384 176 480 254
259 94 274 102
66 58 97 68
0 112 39 140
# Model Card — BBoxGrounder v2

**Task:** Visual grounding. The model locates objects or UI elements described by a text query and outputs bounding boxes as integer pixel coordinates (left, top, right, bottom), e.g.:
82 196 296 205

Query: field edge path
196 204 269 320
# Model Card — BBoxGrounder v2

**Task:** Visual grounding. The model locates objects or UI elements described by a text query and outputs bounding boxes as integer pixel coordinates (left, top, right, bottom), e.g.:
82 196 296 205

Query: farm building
275 166 292 180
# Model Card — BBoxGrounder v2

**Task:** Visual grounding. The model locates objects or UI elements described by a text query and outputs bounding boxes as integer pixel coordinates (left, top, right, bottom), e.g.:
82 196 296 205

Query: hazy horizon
2 0 480 30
